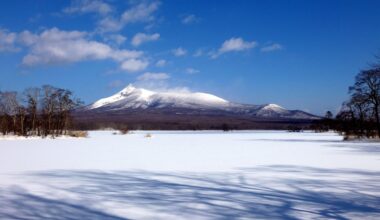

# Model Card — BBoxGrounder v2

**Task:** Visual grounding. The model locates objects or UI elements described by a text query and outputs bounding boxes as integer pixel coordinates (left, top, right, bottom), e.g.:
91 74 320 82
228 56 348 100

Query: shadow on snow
0 165 379 219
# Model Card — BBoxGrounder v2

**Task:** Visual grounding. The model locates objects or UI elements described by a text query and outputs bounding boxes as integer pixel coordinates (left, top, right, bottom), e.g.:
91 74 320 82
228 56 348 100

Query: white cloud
111 50 143 62
219 37 256 53
172 47 187 56
18 31 38 46
133 80 190 93
97 1 161 33
17 28 142 69
0 29 19 52
104 34 127 46
137 72 169 81
162 87 190 93
122 1 160 24
212 37 257 58
63 0 112 15
155 59 166 67
98 17 123 32
181 14 199 24
120 59 149 72
186 68 200 74
261 43 283 52
131 33 160 47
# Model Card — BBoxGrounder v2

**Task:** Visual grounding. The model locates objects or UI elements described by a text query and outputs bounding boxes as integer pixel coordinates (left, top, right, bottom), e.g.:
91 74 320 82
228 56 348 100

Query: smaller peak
263 103 286 110
266 103 283 108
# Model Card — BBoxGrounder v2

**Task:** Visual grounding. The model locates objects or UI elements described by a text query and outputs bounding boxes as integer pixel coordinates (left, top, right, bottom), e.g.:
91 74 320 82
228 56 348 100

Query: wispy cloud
97 17 123 32
137 72 169 81
212 37 257 58
131 33 160 47
63 0 112 16
18 28 142 67
103 34 127 46
172 47 187 56
0 29 19 52
28 13 42 23
181 14 199 24
97 1 161 32
261 43 283 52
5 27 148 73
186 68 200 74
122 1 160 24
155 59 167 67
193 49 204 57
220 38 256 52
120 59 149 72
133 80 191 94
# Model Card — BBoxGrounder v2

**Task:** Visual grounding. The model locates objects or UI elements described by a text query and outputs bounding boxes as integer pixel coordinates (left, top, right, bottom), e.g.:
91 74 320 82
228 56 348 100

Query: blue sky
1 0 380 115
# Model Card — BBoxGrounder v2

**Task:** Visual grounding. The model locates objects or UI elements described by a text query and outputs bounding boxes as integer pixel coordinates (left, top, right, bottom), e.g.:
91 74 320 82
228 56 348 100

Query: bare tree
17 105 27 136
57 89 82 134
0 91 7 135
0 85 82 137
371 52 380 68
41 85 58 136
325 111 333 119
349 68 380 136
0 92 20 134
347 93 372 136
24 87 41 135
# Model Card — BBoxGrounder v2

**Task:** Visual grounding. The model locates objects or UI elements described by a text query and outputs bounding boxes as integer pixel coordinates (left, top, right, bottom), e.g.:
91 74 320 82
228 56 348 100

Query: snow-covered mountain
82 84 319 120
89 84 229 110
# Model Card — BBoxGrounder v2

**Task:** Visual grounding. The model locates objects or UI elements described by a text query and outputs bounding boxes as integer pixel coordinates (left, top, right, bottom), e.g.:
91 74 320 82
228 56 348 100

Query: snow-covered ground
0 131 379 219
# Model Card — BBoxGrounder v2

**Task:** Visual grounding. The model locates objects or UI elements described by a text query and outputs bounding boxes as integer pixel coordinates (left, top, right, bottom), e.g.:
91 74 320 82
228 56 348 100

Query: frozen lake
0 131 379 219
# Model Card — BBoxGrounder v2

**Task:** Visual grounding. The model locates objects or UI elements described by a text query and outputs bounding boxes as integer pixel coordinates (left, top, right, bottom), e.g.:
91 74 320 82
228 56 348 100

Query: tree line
315 56 380 139
0 85 82 137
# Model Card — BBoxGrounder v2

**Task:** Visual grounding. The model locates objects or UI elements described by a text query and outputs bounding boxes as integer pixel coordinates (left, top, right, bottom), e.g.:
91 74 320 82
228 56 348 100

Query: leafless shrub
68 130 88 138
145 133 152 138
119 125 129 135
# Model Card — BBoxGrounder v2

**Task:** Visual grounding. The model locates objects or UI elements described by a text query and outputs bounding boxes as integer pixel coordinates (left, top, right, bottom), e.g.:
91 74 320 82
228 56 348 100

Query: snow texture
0 131 379 219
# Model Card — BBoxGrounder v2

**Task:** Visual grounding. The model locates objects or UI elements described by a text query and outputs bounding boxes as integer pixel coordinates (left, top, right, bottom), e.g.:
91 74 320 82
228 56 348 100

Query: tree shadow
0 187 129 220
328 143 380 154
247 138 343 143
245 138 380 155
1 166 380 219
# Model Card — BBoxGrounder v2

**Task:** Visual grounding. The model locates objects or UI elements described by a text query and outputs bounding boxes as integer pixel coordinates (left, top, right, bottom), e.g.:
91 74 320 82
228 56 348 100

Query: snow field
0 131 379 219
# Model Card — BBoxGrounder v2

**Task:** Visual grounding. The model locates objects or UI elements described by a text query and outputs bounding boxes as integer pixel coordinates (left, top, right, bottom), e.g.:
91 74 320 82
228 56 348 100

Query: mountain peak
263 104 285 110
119 84 136 94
